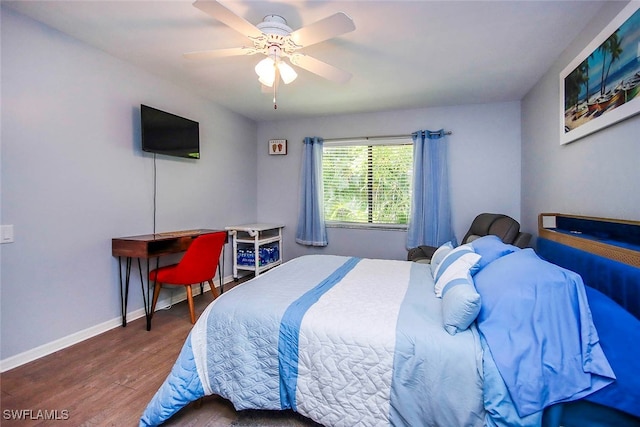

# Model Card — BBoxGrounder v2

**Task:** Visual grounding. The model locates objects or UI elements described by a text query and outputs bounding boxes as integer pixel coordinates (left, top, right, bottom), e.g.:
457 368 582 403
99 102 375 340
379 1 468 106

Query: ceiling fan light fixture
189 1 357 108
278 61 297 84
255 57 276 87
258 75 274 87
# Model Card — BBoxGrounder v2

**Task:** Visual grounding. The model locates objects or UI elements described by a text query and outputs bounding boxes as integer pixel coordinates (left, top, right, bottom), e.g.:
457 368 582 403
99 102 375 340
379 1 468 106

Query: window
322 138 413 228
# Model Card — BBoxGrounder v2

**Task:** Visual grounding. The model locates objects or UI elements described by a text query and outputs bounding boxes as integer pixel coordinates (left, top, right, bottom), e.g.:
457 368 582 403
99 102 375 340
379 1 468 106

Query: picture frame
560 2 640 145
268 139 287 155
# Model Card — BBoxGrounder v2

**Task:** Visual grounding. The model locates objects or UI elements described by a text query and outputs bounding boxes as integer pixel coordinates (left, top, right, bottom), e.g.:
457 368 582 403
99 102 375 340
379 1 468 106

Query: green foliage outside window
323 143 413 225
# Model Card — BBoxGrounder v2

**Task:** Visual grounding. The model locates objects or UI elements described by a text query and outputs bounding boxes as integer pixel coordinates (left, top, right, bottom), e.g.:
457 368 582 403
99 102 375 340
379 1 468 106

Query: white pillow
430 241 454 271
433 245 481 297
441 272 481 335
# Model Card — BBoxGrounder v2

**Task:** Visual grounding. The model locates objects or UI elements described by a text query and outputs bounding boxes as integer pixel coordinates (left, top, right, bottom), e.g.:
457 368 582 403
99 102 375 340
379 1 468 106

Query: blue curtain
295 137 328 246
406 130 455 249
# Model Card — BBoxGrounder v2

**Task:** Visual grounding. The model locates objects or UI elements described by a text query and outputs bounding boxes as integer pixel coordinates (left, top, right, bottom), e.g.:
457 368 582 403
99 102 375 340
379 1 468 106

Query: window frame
322 137 413 231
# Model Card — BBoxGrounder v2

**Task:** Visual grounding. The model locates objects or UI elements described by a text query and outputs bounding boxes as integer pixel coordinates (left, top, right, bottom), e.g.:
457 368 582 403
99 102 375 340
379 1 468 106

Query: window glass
322 140 413 227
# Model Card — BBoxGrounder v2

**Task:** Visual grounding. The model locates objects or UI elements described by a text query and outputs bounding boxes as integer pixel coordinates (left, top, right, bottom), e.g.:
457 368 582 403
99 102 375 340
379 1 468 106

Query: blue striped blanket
140 255 485 426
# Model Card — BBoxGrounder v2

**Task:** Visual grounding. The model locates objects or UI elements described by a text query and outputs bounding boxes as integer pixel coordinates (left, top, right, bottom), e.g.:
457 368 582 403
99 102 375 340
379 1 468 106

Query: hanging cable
153 153 157 234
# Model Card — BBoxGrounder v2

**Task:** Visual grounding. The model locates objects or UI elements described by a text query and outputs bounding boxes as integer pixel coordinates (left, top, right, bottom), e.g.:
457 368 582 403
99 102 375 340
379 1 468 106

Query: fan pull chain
273 66 279 109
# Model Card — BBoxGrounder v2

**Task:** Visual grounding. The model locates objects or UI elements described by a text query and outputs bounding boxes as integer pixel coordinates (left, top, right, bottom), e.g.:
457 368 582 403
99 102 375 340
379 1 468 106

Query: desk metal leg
118 256 155 331
137 259 147 331
118 256 132 327
138 258 157 331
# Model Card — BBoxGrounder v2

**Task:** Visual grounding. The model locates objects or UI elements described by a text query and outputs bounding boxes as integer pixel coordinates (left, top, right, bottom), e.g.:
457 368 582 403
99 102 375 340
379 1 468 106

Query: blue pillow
430 241 454 271
441 272 481 335
469 235 519 273
433 244 481 297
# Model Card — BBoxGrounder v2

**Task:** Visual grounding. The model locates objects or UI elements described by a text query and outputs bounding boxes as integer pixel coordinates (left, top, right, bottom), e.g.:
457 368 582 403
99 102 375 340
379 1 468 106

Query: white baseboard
0 275 236 372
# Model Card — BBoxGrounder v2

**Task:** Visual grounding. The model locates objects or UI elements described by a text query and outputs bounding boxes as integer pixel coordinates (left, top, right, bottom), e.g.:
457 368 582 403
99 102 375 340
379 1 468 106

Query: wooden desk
112 229 227 330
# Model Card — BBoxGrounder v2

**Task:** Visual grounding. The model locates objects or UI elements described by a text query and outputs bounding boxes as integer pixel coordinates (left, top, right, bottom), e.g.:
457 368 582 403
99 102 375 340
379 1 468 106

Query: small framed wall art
269 139 287 155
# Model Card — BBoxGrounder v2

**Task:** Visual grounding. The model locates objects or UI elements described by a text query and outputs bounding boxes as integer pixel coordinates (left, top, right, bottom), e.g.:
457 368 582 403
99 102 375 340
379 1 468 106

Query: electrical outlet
1 225 14 244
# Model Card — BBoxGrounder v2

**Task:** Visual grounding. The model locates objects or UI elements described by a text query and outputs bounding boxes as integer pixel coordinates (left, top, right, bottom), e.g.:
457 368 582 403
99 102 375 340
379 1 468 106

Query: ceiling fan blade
290 54 352 84
290 12 355 48
183 47 255 60
193 0 263 39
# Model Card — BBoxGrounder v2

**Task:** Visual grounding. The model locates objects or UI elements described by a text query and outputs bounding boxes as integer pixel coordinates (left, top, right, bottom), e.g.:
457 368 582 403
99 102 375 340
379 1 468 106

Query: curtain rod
323 131 453 143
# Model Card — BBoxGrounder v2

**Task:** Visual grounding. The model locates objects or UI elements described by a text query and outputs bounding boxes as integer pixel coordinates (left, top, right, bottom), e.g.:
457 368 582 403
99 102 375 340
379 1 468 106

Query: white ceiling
4 0 609 122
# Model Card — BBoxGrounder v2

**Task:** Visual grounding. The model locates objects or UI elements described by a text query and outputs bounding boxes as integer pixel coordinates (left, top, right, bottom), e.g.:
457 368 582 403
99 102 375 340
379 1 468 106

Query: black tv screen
141 105 200 159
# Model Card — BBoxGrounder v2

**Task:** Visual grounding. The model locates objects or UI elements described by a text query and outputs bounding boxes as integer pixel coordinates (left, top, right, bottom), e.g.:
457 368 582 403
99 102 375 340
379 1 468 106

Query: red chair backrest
171 232 226 284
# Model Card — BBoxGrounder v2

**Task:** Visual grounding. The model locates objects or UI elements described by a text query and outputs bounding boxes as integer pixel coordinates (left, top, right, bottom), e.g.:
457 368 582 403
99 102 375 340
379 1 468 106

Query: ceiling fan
184 0 356 108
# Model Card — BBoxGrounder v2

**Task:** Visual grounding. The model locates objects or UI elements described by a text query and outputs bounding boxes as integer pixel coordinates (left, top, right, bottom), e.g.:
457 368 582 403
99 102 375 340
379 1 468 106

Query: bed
536 213 640 427
140 214 640 427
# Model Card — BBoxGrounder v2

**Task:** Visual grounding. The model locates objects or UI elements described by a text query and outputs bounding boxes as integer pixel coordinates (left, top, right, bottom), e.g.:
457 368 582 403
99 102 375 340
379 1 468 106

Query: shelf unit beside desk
225 223 284 280
112 229 227 331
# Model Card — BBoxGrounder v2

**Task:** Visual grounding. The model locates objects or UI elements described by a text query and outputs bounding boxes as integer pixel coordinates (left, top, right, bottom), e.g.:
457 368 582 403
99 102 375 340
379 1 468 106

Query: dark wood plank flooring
1 280 320 426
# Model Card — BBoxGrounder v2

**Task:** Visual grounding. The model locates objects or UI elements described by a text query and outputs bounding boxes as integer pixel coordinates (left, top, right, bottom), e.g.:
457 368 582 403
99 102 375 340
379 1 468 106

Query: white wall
257 102 522 261
521 1 640 238
0 7 257 363
0 5 525 368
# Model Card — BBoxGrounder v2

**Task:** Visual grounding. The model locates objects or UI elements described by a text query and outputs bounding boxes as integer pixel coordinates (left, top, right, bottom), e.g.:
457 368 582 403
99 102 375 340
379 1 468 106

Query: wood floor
0 280 320 426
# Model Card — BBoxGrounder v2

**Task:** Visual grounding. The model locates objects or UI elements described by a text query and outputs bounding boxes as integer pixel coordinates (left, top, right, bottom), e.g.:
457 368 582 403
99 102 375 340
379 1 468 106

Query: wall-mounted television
141 104 200 159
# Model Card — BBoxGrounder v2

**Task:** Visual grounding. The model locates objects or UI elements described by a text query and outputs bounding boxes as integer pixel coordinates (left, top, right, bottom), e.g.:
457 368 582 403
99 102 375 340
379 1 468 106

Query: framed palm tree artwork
560 2 640 145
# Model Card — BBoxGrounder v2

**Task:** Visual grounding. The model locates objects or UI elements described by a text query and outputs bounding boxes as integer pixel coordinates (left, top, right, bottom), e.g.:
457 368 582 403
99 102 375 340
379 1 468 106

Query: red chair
149 232 226 324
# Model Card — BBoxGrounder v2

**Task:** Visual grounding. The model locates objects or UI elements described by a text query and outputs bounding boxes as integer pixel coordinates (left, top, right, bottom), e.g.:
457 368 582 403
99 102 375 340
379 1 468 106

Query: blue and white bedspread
140 255 485 426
